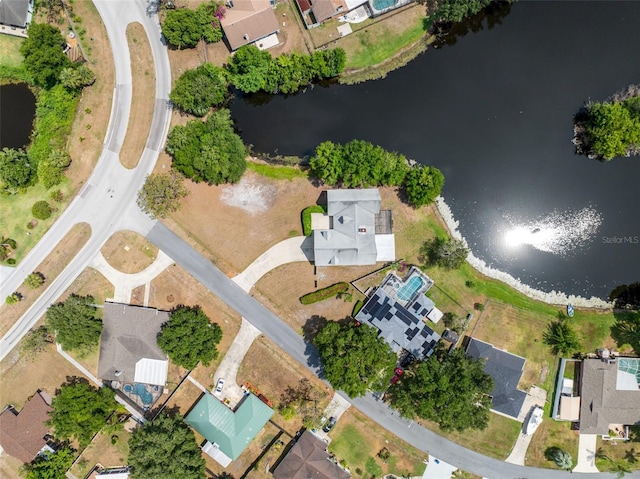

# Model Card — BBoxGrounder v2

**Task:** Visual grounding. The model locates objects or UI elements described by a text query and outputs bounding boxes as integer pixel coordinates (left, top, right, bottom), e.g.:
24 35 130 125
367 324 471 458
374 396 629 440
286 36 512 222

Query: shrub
279 405 296 420
6 258 16 265
6 293 20 304
50 189 64 202
465 280 475 288
301 205 326 236
352 299 364 317
474 302 485 311
32 201 52 220
24 272 45 289
300 283 350 305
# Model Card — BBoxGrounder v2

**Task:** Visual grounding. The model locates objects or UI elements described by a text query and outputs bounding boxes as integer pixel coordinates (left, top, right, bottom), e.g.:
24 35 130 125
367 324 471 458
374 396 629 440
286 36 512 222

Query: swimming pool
397 276 424 301
123 383 153 405
373 0 397 11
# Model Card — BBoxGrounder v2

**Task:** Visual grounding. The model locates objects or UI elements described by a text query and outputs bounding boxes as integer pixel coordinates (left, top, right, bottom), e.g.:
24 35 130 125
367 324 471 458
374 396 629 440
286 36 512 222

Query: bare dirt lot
100 230 158 274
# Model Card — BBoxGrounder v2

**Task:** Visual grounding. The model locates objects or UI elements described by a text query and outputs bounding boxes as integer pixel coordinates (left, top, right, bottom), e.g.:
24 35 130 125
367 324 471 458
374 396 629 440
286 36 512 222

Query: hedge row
301 205 326 236
300 282 350 305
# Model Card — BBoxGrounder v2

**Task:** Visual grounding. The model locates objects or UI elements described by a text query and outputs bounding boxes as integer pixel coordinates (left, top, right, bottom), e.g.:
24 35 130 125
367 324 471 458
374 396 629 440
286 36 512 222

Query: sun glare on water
503 207 602 255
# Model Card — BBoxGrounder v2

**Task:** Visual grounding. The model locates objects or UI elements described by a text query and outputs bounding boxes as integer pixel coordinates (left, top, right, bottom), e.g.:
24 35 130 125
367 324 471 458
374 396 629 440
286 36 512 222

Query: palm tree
552 448 573 470
543 320 582 356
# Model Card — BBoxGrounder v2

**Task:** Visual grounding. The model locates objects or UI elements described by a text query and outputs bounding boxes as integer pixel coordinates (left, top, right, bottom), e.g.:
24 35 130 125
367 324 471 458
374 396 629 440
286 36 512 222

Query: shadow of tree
610 310 640 354
302 315 328 342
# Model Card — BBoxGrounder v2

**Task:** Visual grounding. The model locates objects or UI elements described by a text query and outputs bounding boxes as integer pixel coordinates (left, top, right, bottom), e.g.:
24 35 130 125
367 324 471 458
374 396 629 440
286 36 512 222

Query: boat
525 406 544 435
567 304 575 317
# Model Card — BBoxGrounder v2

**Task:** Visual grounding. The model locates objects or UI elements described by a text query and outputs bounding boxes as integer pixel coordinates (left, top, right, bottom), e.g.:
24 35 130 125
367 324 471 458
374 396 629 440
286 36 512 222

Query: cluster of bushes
301 205 326 236
165 109 247 184
169 63 230 116
309 139 444 207
435 0 509 23
161 1 223 49
583 96 640 160
227 45 346 95
299 282 350 305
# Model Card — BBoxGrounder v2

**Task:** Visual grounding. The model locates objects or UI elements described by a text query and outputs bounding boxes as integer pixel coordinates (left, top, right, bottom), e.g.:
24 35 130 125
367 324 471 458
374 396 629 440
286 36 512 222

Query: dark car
322 416 337 433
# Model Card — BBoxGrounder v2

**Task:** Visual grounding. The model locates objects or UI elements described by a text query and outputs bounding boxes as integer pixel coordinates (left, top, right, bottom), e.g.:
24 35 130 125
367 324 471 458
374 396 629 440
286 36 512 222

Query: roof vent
243 33 249 40
114 370 122 377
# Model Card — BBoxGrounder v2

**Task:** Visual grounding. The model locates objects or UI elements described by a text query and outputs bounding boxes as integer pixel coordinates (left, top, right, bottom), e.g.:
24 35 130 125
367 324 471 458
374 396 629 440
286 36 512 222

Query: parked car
322 416 337 433
214 378 225 396
390 367 404 385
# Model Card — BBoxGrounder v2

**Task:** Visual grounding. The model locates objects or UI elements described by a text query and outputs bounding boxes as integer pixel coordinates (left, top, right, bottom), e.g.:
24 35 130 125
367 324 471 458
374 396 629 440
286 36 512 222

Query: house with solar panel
185 392 274 467
98 302 169 410
355 266 441 360
465 338 528 420
311 189 395 267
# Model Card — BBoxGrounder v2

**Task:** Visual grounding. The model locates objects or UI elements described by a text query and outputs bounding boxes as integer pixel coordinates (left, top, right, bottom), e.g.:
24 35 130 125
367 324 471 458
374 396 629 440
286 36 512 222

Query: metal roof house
220 0 280 51
98 303 169 389
465 337 527 420
0 0 33 30
312 189 395 266
185 393 274 467
578 357 640 435
273 430 350 479
0 391 52 463
355 267 441 359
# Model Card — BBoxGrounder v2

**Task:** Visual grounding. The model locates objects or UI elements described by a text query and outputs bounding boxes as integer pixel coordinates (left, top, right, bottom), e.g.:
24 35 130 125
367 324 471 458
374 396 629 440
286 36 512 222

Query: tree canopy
45 294 102 351
420 237 468 269
542 320 582 356
552 448 574 470
0 147 34 190
161 3 222 49
137 170 189 219
37 149 72 189
611 311 640 355
586 101 640 160
170 63 230 116
313 322 397 397
388 348 493 432
59 64 96 90
24 444 75 479
157 305 223 370
128 414 205 479
227 45 346 94
49 380 118 446
436 0 495 23
166 109 247 184
403 165 445 207
20 23 72 88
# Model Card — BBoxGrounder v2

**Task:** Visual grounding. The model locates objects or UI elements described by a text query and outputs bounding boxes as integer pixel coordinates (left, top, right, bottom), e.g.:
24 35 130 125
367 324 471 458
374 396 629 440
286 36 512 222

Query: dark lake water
230 1 640 302
0 83 36 149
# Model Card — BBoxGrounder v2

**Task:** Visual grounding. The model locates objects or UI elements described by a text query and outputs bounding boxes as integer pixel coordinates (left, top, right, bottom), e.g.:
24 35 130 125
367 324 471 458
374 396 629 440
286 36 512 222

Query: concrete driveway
574 434 599 472
314 392 351 441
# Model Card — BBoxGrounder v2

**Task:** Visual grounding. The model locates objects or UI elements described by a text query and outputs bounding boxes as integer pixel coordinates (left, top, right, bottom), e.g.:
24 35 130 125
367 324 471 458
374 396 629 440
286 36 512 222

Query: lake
230 1 640 303
0 82 36 149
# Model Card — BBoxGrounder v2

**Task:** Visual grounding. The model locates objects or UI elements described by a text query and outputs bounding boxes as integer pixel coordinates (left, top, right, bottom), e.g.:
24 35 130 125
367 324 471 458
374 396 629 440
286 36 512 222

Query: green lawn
0 35 24 68
246 162 308 180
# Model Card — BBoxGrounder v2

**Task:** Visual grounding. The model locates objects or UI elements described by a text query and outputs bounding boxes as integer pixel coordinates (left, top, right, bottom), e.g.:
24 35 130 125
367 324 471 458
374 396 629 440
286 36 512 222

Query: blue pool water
397 276 423 301
123 383 153 405
373 0 396 11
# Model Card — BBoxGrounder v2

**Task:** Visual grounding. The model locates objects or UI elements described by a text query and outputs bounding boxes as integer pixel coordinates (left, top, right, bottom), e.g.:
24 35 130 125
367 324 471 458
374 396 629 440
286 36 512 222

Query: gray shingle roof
0 0 30 28
98 303 169 386
273 431 350 479
579 358 640 434
466 337 527 419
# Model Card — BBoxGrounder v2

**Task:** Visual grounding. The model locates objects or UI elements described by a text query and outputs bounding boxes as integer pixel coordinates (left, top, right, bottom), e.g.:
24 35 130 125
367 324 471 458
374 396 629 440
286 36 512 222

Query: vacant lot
0 223 92 336
329 407 427 477
120 22 155 169
101 230 158 274
526 419 579 469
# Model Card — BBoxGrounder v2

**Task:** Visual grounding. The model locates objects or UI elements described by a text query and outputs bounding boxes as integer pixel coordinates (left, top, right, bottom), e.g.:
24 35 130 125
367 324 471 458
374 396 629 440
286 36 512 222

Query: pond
229 1 640 302
0 82 36 149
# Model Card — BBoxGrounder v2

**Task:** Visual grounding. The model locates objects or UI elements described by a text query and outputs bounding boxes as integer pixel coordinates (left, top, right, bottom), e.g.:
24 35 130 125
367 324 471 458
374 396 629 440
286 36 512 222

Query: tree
0 147 33 190
49 380 118 446
420 237 468 269
137 171 189 219
161 3 222 49
5 293 20 304
226 45 272 93
32 201 52 220
611 311 640 355
24 444 75 479
45 294 102 351
436 0 494 23
543 320 582 356
609 282 640 310
170 63 230 116
59 64 96 90
128 414 205 479
157 305 223 370
24 272 45 289
552 448 573 470
0 236 17 261
313 322 397 397
20 23 72 88
166 109 247 185
21 325 54 359
403 165 445 207
586 101 640 160
387 348 493 432
37 149 72 189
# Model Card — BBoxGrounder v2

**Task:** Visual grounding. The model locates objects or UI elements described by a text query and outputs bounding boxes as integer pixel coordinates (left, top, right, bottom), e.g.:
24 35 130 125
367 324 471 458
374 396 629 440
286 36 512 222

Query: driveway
314 392 351 441
423 456 457 479
574 434 599 472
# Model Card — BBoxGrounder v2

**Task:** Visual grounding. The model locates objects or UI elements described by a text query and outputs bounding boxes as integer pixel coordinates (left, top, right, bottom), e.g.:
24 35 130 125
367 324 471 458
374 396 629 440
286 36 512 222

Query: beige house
221 0 280 51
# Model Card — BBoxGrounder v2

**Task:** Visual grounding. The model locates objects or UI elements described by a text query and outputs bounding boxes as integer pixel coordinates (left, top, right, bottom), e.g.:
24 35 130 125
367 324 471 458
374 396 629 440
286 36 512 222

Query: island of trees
573 85 640 161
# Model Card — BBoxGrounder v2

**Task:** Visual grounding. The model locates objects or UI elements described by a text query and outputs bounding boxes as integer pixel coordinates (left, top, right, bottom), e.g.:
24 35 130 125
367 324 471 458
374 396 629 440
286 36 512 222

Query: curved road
0 2 635 478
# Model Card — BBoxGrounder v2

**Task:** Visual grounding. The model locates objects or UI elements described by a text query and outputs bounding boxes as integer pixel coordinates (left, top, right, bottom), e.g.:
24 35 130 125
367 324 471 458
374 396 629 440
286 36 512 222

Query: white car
214 378 225 396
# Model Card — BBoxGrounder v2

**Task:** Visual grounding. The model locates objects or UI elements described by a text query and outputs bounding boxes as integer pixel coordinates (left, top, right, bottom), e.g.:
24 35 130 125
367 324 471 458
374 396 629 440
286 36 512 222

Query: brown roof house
273 431 350 479
579 357 640 435
221 0 280 51
0 391 53 463
98 303 170 409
